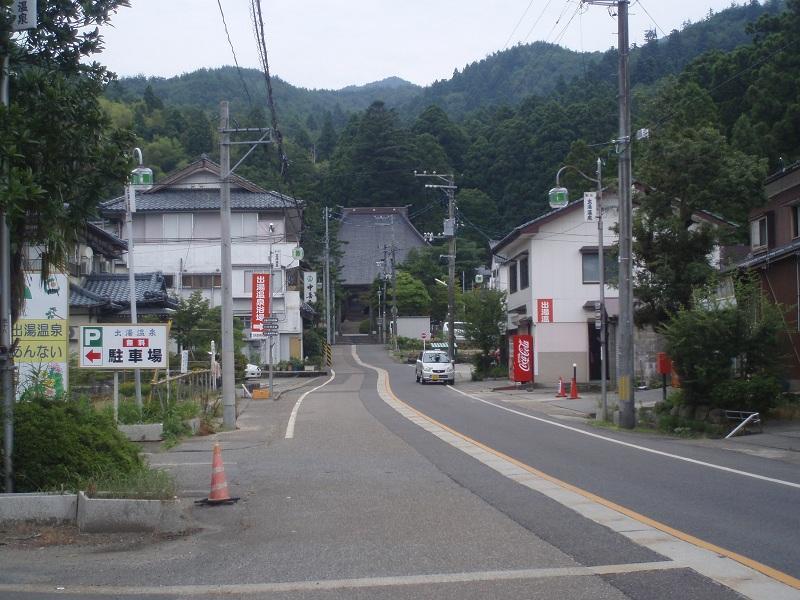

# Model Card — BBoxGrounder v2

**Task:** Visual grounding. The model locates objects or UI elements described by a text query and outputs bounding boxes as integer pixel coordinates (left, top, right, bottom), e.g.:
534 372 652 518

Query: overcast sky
97 0 750 90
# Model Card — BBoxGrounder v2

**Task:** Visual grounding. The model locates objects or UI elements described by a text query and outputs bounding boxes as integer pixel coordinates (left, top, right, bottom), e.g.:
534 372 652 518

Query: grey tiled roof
100 189 302 214
338 208 428 286
70 272 177 312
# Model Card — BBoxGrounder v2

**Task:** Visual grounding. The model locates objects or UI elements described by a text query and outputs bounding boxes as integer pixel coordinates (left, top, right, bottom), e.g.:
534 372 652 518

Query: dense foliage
1 0 134 318
0 397 142 492
661 277 785 412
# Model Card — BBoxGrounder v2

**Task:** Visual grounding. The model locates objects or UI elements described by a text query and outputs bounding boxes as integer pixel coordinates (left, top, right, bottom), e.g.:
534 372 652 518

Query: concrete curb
0 493 78 524
0 491 189 534
76 491 188 534
118 423 164 442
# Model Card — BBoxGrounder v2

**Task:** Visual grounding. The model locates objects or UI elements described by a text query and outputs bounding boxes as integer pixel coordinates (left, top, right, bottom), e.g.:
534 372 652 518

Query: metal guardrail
724 410 762 439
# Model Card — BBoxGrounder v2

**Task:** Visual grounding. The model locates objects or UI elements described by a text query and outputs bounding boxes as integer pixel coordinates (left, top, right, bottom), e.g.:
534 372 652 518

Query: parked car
415 350 455 385
442 321 468 341
244 363 262 379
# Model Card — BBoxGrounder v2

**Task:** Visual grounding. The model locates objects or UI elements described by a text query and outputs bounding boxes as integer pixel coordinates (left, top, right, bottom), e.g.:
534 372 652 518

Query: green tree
463 288 506 373
662 276 784 411
1 0 134 318
316 112 337 161
633 81 767 327
391 271 431 316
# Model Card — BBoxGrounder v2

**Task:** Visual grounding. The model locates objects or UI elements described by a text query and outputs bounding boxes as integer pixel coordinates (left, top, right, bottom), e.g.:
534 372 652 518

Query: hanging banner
13 272 68 400
510 334 534 384
250 272 270 337
303 271 317 304
537 298 554 323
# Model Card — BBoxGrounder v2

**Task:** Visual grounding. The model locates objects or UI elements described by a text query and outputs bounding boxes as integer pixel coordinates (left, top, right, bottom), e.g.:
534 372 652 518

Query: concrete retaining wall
0 491 188 533
118 423 164 442
76 491 186 533
0 493 77 524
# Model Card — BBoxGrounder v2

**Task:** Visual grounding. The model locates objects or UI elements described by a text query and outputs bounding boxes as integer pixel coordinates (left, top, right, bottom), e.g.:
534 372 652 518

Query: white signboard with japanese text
14 272 68 400
79 324 168 369
583 192 597 222
303 271 317 304
12 0 37 31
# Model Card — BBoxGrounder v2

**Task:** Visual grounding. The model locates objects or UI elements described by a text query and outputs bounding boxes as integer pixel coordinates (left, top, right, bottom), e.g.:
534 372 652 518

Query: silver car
415 350 455 385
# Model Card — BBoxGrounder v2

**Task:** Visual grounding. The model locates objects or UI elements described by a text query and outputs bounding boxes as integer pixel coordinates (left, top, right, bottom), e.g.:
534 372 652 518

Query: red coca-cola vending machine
509 334 534 384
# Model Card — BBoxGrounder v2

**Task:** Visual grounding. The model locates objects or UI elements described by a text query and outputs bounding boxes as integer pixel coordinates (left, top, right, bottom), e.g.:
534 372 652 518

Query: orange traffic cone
555 377 566 398
569 377 581 399
195 442 239 505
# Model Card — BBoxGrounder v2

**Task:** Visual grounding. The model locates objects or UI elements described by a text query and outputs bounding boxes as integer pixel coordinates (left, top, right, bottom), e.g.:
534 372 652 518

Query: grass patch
86 468 177 500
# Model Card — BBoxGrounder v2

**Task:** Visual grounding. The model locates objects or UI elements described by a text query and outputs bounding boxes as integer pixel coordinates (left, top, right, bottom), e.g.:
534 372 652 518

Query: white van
442 321 467 341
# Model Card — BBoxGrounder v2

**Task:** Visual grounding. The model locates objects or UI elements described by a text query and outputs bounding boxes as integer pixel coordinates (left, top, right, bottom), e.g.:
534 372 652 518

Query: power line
520 0 558 45
502 0 537 49
634 0 668 39
216 0 253 107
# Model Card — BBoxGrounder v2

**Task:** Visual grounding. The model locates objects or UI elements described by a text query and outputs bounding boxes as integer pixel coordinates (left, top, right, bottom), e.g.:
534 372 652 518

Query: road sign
265 332 278 337
421 332 428 340
79 324 168 369
264 317 279 323
263 324 279 330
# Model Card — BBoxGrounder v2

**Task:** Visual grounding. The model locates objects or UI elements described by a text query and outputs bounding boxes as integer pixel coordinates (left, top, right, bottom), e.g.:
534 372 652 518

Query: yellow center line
379 374 800 591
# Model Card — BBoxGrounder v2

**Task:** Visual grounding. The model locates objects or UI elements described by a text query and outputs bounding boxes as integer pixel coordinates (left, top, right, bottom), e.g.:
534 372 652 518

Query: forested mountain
106 1 783 124
99 0 798 279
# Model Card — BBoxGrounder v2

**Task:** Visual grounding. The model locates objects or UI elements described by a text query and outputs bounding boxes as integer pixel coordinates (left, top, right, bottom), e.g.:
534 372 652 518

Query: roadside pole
217 100 274 429
2 48 14 492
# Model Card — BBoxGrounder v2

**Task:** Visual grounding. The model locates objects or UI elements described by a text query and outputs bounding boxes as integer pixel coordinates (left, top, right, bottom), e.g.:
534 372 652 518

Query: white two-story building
98 158 308 364
491 196 620 384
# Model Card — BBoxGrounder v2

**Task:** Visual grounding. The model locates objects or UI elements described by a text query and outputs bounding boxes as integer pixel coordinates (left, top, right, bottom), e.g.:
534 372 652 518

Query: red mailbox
656 352 672 376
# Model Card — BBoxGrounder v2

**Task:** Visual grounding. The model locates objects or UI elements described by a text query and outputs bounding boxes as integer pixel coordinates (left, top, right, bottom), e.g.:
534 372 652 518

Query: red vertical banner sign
511 334 534 383
251 273 271 336
537 298 554 323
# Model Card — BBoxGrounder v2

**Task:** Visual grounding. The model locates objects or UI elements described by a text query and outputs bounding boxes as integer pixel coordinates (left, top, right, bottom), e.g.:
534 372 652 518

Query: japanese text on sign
80 324 168 369
250 273 271 337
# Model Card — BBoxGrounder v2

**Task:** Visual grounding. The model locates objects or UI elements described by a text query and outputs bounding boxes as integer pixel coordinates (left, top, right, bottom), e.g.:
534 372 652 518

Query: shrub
710 376 782 414
303 328 324 361
1 397 143 493
358 319 371 334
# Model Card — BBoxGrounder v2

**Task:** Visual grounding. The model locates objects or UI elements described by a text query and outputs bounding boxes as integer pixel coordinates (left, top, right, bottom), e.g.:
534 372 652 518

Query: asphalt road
0 344 796 599
360 345 800 580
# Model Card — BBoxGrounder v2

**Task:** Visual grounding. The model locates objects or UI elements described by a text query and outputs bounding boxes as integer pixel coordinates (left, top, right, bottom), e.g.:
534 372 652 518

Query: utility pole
1 50 13 492
324 206 331 345
390 243 398 352
596 157 608 422
583 0 634 427
415 172 457 360
219 101 274 430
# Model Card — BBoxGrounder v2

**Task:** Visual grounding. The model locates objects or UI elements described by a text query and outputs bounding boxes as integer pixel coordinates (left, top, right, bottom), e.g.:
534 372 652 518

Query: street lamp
551 159 609 421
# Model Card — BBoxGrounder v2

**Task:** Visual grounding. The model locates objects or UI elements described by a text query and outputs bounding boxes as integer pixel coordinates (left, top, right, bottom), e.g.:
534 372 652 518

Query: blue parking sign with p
83 327 102 347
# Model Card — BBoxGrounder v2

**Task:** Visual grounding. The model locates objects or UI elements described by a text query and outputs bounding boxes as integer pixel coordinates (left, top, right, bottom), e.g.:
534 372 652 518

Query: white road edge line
0 562 684 596
445 385 800 490
351 347 799 600
285 369 336 439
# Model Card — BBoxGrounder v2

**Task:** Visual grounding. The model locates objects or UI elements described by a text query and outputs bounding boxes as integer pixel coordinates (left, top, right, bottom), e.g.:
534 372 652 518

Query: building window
519 256 529 290
582 249 618 285
162 274 174 288
163 213 193 239
750 216 768 249
181 273 221 288
792 206 800 239
509 261 518 293
232 213 258 239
